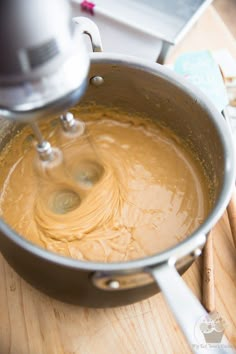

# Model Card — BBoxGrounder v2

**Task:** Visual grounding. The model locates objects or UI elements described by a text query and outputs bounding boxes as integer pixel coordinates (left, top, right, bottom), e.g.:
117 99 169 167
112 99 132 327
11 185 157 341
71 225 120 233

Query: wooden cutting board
0 6 236 354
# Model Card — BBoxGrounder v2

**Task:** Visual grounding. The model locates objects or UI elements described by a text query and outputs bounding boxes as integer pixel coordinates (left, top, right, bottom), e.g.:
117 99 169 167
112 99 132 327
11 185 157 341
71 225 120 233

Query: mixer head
0 0 90 122
0 0 103 194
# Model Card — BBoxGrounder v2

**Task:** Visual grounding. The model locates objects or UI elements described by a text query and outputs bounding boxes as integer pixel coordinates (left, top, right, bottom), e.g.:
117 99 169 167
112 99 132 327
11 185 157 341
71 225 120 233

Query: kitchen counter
0 6 235 354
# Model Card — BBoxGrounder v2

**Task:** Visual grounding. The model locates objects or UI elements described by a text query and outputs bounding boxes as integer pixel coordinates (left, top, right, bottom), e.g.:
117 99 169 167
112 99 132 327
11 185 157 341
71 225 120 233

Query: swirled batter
0 107 210 262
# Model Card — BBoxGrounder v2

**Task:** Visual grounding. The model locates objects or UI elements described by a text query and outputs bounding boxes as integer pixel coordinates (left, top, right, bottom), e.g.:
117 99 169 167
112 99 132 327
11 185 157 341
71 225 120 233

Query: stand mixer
0 0 102 162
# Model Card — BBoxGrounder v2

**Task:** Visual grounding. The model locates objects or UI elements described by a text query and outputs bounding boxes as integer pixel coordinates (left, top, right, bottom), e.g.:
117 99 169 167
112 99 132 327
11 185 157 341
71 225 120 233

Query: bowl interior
0 58 233 269
81 61 227 205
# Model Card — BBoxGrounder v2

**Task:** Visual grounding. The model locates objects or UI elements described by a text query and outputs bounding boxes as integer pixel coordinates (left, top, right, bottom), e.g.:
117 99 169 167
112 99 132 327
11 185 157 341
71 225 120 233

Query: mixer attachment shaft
60 112 85 136
30 122 55 162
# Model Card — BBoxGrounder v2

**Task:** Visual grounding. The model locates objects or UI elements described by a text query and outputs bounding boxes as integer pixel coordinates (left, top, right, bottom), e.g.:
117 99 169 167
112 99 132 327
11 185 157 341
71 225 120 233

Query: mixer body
0 0 90 122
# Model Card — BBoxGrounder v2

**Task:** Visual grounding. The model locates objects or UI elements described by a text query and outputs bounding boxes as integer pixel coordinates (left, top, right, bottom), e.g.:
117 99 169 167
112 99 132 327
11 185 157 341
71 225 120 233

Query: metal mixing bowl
0 54 234 350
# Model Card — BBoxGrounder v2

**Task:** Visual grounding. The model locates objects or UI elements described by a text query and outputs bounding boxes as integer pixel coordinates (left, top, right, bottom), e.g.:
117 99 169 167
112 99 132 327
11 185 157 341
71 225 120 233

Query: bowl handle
73 16 103 52
150 263 234 354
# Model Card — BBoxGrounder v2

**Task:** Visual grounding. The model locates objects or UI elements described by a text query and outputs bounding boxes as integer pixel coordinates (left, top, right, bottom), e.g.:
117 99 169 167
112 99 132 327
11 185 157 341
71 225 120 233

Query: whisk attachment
60 112 85 136
30 122 55 162
73 159 104 188
48 188 81 214
59 112 104 187
36 141 54 161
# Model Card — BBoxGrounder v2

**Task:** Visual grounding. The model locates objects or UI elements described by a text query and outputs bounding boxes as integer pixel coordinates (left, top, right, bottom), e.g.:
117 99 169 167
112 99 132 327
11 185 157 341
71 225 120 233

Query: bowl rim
0 53 235 272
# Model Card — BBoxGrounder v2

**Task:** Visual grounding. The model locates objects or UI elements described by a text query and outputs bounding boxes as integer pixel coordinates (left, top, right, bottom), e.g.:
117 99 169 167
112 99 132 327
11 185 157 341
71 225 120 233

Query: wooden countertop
0 6 236 354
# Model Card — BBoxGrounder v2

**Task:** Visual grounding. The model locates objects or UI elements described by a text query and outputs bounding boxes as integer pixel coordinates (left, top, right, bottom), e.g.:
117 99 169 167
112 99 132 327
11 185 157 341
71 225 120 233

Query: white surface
73 0 211 43
72 2 163 61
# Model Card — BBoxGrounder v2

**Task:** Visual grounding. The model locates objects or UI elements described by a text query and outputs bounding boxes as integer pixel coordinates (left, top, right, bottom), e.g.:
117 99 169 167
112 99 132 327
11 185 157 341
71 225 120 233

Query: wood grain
227 188 236 248
0 6 236 354
0 213 235 354
202 231 215 313
167 5 236 64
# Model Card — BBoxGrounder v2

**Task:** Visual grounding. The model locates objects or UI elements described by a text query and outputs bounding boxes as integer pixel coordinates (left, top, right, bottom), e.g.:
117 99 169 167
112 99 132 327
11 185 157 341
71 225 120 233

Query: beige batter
0 107 210 262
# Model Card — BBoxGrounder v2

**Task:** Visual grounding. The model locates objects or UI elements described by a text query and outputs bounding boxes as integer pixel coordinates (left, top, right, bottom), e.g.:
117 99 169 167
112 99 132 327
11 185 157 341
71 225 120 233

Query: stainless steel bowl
0 54 234 350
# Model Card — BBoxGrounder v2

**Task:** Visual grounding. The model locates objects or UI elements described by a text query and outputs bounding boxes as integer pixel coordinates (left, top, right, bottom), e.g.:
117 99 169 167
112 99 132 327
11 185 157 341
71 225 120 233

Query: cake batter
0 107 210 262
